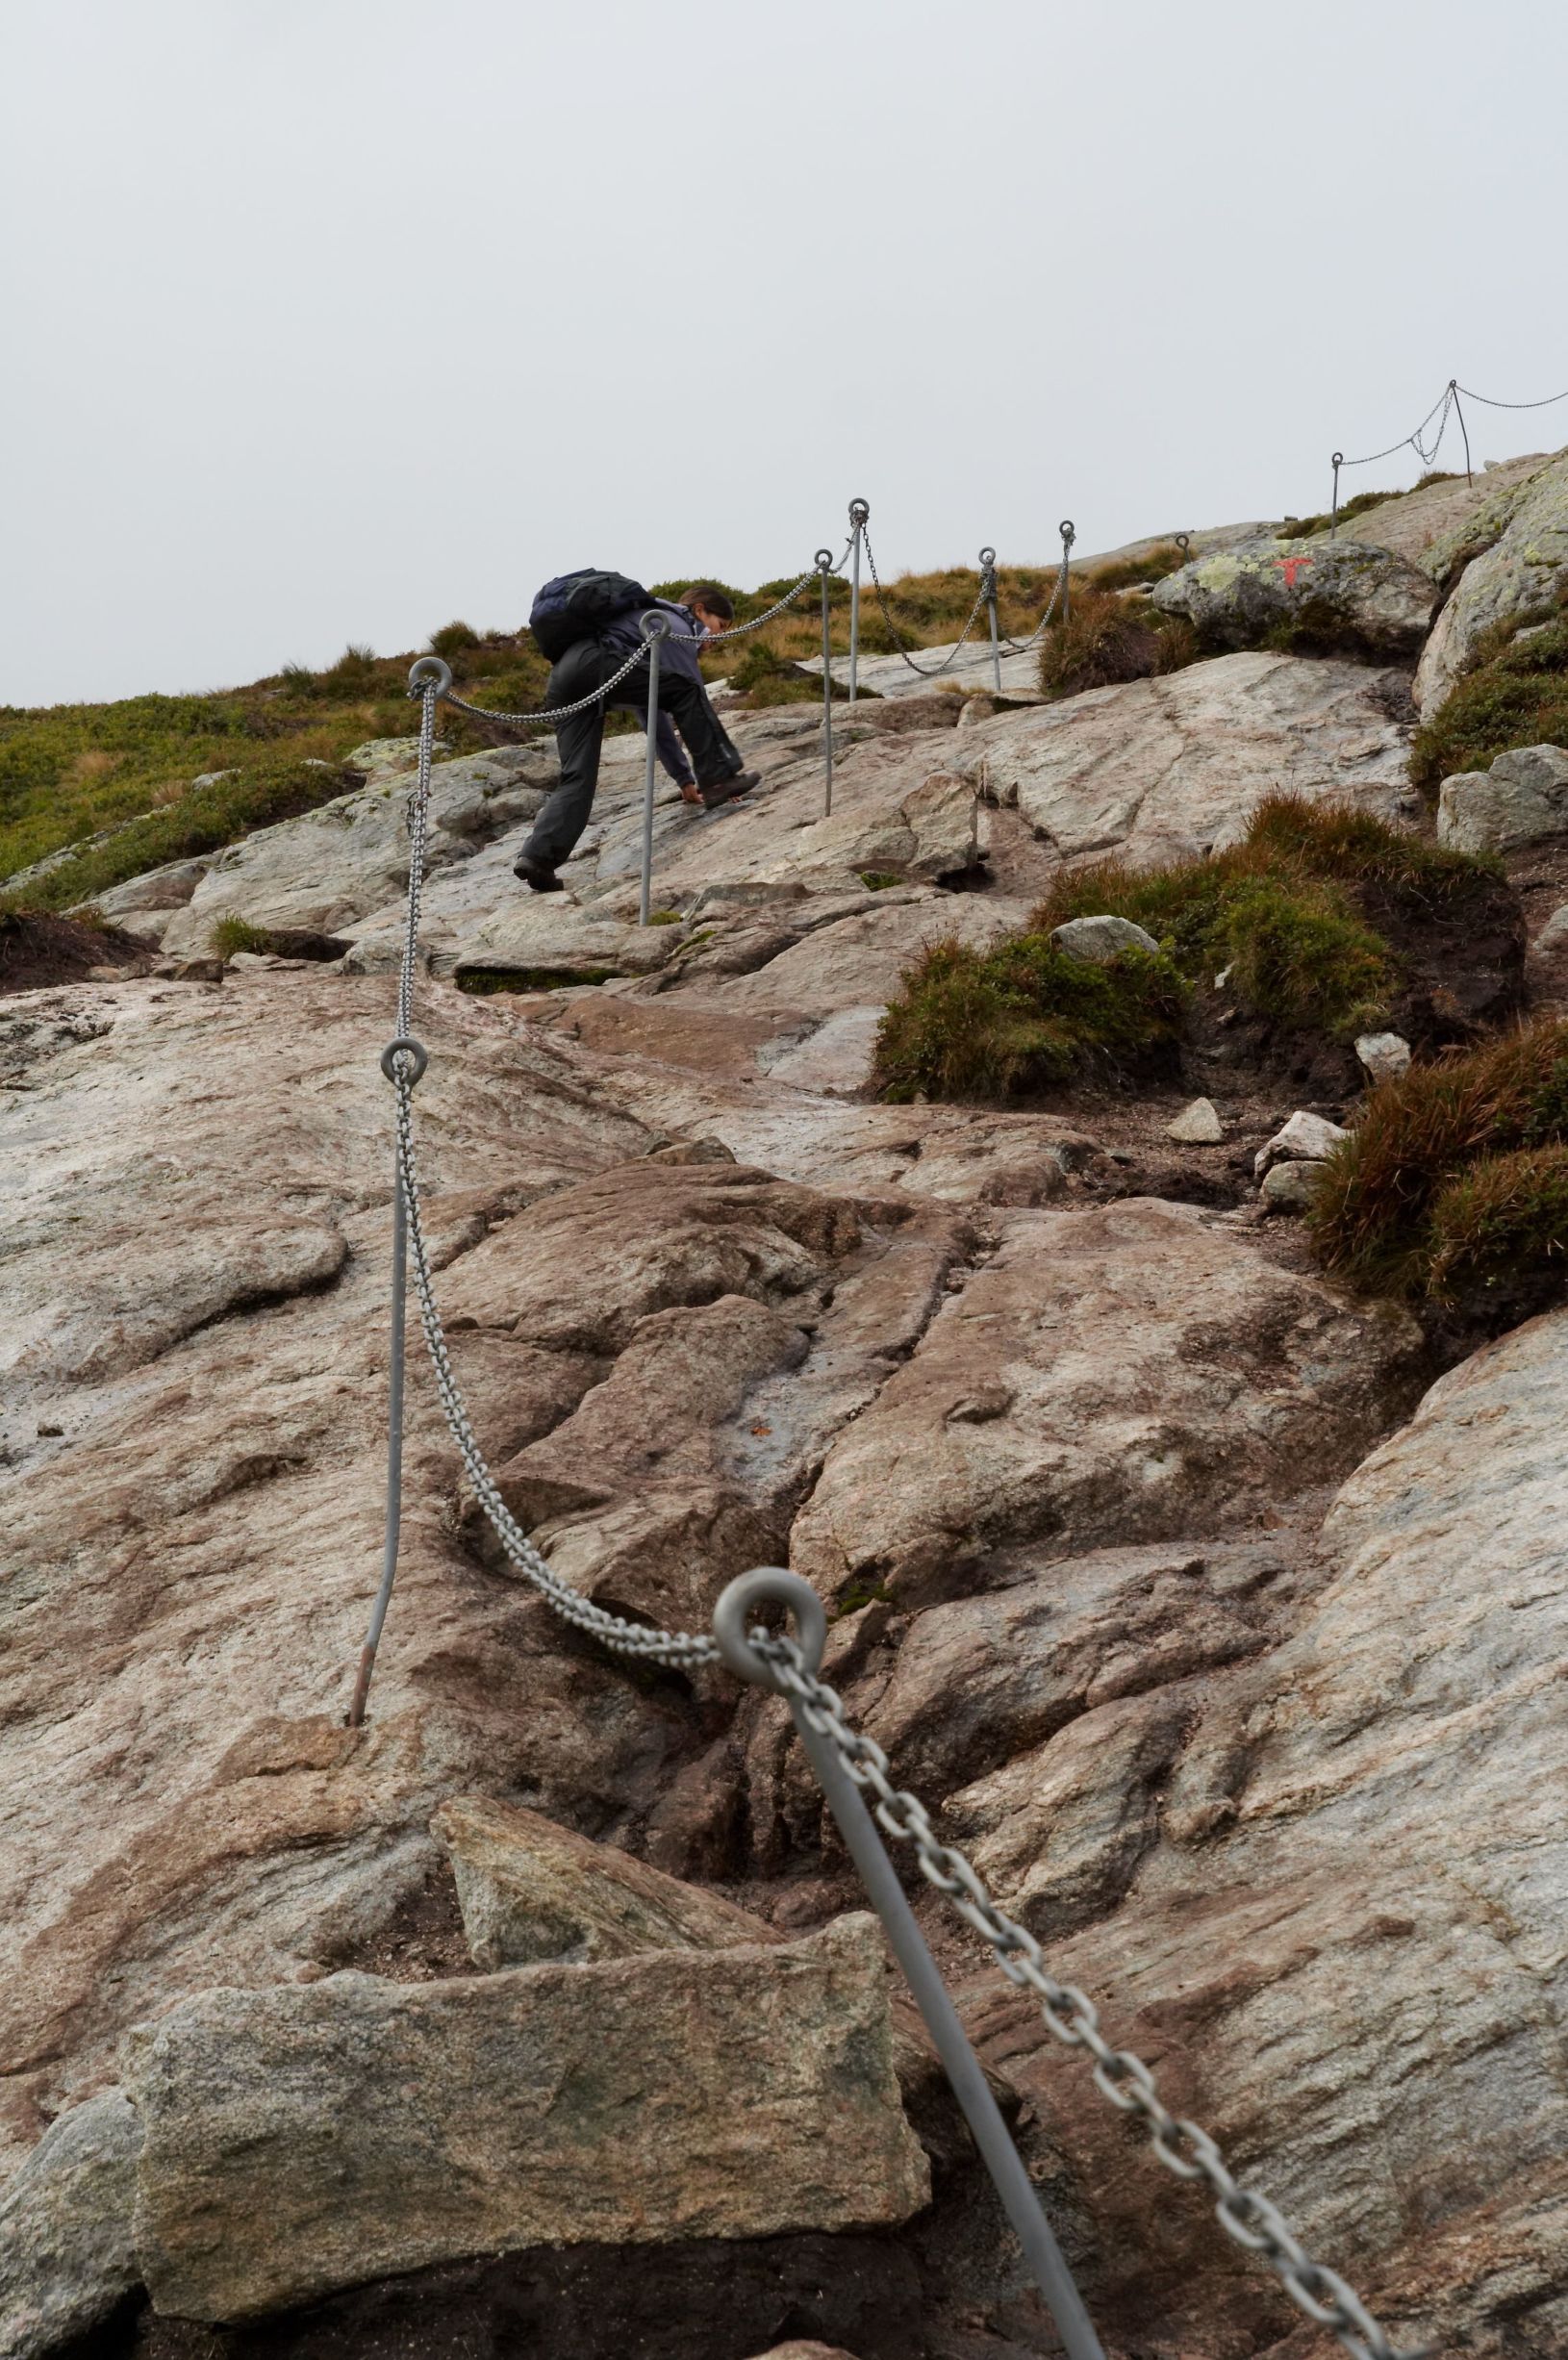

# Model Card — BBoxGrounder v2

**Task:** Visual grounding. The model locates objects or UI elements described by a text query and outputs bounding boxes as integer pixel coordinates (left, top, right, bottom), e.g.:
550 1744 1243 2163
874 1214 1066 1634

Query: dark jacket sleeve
655 711 695 786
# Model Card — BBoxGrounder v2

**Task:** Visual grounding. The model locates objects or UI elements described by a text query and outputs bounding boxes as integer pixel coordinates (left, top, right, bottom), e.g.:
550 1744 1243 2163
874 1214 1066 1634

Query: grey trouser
522 641 742 871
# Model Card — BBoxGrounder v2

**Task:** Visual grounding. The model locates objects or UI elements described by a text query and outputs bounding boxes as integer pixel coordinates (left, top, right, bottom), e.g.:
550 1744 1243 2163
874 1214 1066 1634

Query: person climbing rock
514 582 760 893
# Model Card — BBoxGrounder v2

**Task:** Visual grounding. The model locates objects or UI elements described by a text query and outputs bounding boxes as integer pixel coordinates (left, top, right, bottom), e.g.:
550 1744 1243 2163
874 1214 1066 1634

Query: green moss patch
1310 1021 1568 1323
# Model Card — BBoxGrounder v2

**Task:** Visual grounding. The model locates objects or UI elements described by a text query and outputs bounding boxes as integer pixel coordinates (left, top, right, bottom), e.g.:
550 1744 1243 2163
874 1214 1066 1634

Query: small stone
1534 903 1568 954
1050 914 1162 965
170 956 225 983
1260 1160 1321 1213
1166 1097 1224 1144
1355 1031 1412 1085
1254 1109 1350 1179
1214 963 1233 991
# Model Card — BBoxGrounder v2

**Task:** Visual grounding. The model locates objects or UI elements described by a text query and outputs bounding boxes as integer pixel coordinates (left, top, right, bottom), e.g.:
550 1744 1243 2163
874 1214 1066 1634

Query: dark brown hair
680 584 734 622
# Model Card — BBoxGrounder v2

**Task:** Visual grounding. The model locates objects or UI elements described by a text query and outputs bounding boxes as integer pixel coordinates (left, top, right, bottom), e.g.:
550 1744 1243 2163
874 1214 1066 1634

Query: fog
3 0 1564 705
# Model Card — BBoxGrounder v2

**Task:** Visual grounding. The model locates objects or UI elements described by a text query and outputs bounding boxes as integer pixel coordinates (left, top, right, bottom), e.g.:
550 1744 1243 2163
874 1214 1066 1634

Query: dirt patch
0 910 148 997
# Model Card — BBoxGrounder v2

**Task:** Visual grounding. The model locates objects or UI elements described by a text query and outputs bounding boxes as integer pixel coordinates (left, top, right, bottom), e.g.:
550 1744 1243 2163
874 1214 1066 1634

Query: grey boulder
1437 743 1568 854
126 1917 928 2323
1050 914 1162 965
0 2091 143 2360
1151 539 1436 659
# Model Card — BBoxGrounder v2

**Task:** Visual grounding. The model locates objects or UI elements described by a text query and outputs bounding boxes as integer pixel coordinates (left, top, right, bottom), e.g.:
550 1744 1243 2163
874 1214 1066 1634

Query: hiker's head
681 585 734 635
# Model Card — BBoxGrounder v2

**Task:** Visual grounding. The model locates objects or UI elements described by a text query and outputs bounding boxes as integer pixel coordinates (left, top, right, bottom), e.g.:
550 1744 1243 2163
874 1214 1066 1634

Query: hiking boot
700 769 761 811
514 853 564 893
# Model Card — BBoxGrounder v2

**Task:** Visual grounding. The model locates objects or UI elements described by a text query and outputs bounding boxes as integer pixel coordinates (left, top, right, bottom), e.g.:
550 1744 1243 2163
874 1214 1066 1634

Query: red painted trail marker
1273 555 1316 588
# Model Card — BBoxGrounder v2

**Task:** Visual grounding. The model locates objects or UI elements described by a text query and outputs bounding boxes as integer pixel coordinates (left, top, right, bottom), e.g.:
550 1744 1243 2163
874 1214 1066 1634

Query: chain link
750 1631 1430 2360
997 541 1072 656
1455 381 1568 410
386 682 720 1669
1337 384 1454 472
860 522 992 677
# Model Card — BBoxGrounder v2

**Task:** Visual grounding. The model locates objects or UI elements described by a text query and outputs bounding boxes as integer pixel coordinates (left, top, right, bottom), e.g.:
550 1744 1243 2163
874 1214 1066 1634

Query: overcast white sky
3 0 1565 708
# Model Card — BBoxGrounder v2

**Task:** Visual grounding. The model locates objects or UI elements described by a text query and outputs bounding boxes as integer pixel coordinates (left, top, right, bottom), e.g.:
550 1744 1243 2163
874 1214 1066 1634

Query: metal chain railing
746 1620 1429 2360
861 520 992 676
372 672 721 1673
358 670 1435 2360
998 522 1075 654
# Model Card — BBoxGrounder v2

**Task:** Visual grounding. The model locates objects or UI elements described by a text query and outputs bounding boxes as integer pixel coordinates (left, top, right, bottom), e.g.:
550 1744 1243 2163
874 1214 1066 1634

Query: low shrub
874 936 1186 1103
1037 588 1199 700
1409 596 1568 791
1309 1020 1568 1316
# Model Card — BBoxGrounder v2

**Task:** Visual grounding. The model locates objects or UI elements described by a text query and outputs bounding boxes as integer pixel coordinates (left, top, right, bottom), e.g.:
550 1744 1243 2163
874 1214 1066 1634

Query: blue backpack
529 569 651 662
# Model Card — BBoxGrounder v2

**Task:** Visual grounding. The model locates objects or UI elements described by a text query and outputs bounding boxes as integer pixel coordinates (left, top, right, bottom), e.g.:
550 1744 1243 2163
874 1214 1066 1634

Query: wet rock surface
5 546 1567 2360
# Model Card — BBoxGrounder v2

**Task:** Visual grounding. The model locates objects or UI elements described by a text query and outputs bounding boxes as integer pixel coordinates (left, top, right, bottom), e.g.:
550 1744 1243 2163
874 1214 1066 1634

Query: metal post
817 548 835 817
1059 520 1075 624
1174 532 1191 569
349 1101 414 1725
847 497 869 704
1451 380 1473 486
1329 454 1343 539
638 610 670 926
712 1569 1105 2360
980 545 1000 694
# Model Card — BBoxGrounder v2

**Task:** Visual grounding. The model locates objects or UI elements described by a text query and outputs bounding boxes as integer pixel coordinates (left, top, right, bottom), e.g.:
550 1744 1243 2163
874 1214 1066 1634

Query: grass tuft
875 936 1187 1102
1309 1020 1568 1315
1409 594 1568 792
1036 588 1199 700
210 915 278 958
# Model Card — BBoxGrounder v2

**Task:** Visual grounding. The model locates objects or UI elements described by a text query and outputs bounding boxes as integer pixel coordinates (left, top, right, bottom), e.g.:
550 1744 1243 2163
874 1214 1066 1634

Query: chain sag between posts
742 1624 1432 2360
385 676 720 1669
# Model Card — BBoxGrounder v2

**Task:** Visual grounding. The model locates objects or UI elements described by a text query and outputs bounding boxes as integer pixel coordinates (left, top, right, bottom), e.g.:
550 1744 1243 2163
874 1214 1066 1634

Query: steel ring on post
380 1035 429 1087
640 609 671 641
1331 452 1344 469
1175 533 1191 560
978 546 997 568
407 656 452 699
815 547 835 572
1058 520 1076 545
712 1567 828 1691
848 497 870 526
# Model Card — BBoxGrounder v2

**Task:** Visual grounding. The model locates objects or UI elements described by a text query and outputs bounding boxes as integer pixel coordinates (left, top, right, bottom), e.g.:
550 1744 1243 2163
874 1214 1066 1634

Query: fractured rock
1437 743 1568 855
0 2091 143 2360
792 1198 1422 1608
127 1917 928 2322
1151 539 1436 660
